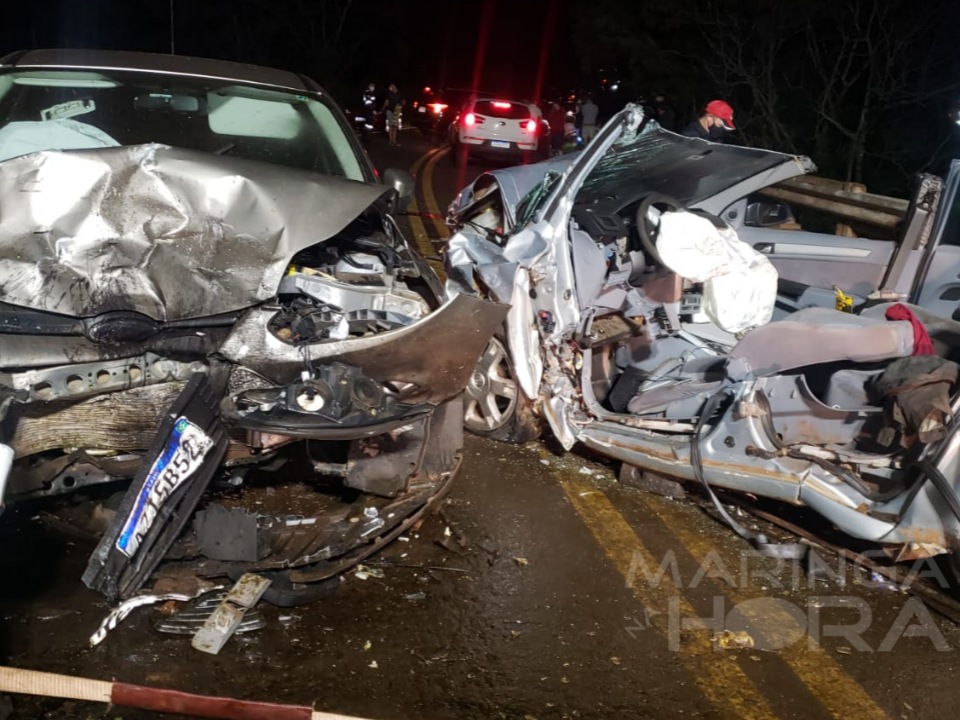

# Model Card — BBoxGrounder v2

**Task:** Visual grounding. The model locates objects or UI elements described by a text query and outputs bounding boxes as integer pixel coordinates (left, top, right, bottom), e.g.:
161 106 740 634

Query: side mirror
382 168 415 211
745 199 795 227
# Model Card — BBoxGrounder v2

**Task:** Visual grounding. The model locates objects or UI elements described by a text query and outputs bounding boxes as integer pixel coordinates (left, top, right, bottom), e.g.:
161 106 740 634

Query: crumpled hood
0 144 389 321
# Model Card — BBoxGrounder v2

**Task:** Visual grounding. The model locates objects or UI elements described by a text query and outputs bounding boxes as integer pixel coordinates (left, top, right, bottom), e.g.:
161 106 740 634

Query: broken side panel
83 374 228 600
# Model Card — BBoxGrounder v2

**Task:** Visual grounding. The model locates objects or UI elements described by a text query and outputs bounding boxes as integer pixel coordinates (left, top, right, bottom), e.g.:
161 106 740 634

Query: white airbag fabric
657 210 777 333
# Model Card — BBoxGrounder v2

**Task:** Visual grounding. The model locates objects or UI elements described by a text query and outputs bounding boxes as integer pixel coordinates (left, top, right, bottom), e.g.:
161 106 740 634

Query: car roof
0 49 318 94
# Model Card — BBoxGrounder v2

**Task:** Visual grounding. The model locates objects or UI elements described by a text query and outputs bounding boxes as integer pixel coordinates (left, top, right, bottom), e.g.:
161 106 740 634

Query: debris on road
155 592 267 636
191 573 272 655
354 564 386 581
711 630 755 651
513 557 530 566
90 584 222 647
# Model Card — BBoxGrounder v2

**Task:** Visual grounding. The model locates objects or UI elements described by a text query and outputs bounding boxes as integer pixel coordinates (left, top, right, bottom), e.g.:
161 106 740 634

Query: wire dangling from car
691 389 808 560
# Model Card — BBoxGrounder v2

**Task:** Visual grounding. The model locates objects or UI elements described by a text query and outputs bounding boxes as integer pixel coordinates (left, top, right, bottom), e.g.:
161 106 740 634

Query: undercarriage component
9 451 140 499
83 374 228 601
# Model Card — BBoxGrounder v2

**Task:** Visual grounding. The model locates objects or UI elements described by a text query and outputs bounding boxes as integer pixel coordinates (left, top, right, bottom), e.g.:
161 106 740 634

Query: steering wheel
635 193 681 268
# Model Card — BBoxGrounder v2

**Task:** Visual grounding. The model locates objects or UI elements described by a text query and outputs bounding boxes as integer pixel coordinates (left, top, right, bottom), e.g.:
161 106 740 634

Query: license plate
418 106 426 113
116 416 214 557
490 140 510 149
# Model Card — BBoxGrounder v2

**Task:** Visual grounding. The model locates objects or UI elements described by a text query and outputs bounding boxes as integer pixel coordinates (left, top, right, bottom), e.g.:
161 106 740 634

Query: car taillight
464 112 477 126
522 119 537 132
492 101 512 109
429 103 448 114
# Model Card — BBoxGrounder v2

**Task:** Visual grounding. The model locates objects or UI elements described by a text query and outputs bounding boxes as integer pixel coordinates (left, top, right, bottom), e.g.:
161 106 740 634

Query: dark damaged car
0 49 505 603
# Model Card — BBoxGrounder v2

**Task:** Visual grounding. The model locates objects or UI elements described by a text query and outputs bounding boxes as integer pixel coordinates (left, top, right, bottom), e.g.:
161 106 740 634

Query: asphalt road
1 130 959 720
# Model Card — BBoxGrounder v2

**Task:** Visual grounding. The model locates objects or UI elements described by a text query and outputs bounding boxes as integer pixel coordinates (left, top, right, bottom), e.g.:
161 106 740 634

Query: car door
728 174 940 314
912 160 960 317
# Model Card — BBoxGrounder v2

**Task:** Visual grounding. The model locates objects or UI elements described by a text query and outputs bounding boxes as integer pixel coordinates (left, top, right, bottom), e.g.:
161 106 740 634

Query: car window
474 100 530 120
935 163 960 246
0 69 366 181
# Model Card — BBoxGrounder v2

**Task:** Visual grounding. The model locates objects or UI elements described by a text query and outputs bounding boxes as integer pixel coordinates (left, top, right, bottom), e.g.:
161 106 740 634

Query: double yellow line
405 147 451 263
555 461 889 719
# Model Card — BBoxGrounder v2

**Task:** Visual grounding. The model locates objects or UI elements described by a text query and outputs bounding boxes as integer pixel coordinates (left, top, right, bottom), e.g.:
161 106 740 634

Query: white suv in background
449 97 544 165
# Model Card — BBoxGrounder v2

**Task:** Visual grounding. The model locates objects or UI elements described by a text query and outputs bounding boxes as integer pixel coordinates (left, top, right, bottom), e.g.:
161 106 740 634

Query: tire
464 336 542 443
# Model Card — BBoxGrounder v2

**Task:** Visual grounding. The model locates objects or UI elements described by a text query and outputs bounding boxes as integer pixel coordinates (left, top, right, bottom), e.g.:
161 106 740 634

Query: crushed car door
912 160 960 317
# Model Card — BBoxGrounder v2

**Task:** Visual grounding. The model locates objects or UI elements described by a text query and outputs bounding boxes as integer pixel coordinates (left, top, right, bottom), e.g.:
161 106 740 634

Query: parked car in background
408 86 478 142
446 104 960 583
0 49 505 605
449 96 545 166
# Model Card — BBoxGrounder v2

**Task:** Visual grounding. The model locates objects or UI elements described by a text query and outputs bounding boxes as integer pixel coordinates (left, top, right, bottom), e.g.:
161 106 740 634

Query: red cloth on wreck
885 303 935 356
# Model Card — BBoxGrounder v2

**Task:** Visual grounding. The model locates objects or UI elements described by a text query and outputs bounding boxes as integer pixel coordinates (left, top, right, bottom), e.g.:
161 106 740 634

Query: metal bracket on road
191 573 272 655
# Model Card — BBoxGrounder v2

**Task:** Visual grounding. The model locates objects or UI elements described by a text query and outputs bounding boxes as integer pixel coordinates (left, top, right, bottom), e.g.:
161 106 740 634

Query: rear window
474 100 530 120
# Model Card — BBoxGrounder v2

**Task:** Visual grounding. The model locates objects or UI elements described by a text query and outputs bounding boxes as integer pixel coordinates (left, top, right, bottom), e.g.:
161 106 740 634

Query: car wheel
465 336 541 443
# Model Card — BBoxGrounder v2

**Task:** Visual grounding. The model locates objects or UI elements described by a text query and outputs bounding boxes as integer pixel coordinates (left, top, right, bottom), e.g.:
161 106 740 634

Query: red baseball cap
705 100 735 130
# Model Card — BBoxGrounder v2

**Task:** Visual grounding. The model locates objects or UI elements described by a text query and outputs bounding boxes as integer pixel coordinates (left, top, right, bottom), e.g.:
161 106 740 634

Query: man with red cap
680 99 736 142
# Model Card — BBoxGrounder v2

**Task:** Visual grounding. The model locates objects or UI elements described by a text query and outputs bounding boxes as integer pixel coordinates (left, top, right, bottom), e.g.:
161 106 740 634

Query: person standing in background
382 83 403 146
581 94 600 144
653 93 676 131
547 101 567 156
680 99 735 142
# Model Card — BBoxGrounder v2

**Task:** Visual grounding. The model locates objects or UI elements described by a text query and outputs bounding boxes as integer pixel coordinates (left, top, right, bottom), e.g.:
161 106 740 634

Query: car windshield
578 121 792 208
0 68 366 180
515 170 563 228
474 100 530 120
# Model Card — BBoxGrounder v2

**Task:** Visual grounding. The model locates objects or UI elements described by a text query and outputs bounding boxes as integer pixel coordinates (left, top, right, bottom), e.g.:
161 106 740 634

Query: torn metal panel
0 144 390 321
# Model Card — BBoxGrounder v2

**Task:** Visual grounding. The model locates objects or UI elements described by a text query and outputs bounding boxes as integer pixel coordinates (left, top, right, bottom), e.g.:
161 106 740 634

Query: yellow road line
560 475 779 720
404 150 435 260
642 494 889 720
421 148 451 241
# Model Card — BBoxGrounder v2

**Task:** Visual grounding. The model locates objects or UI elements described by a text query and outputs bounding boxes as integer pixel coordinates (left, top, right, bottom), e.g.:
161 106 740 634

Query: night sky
0 0 579 105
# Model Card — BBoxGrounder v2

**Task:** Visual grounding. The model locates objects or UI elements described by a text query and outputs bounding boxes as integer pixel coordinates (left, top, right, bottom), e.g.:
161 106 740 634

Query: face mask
708 125 728 141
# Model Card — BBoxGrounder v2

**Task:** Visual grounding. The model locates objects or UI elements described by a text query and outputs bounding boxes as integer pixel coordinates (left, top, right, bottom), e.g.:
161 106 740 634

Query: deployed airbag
657 210 777 333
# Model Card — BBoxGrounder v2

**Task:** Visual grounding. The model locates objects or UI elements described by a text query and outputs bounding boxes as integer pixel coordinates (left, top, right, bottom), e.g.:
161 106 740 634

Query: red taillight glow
492 101 512 109
429 103 449 114
464 112 477 126
523 119 537 132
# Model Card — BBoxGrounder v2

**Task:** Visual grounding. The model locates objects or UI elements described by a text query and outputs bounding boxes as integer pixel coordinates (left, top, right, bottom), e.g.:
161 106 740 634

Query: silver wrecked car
447 104 960 579
0 49 505 603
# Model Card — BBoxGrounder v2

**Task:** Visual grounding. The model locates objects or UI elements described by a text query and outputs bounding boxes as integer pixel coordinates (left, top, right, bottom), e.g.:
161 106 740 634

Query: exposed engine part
273 271 430 343
0 353 209 406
